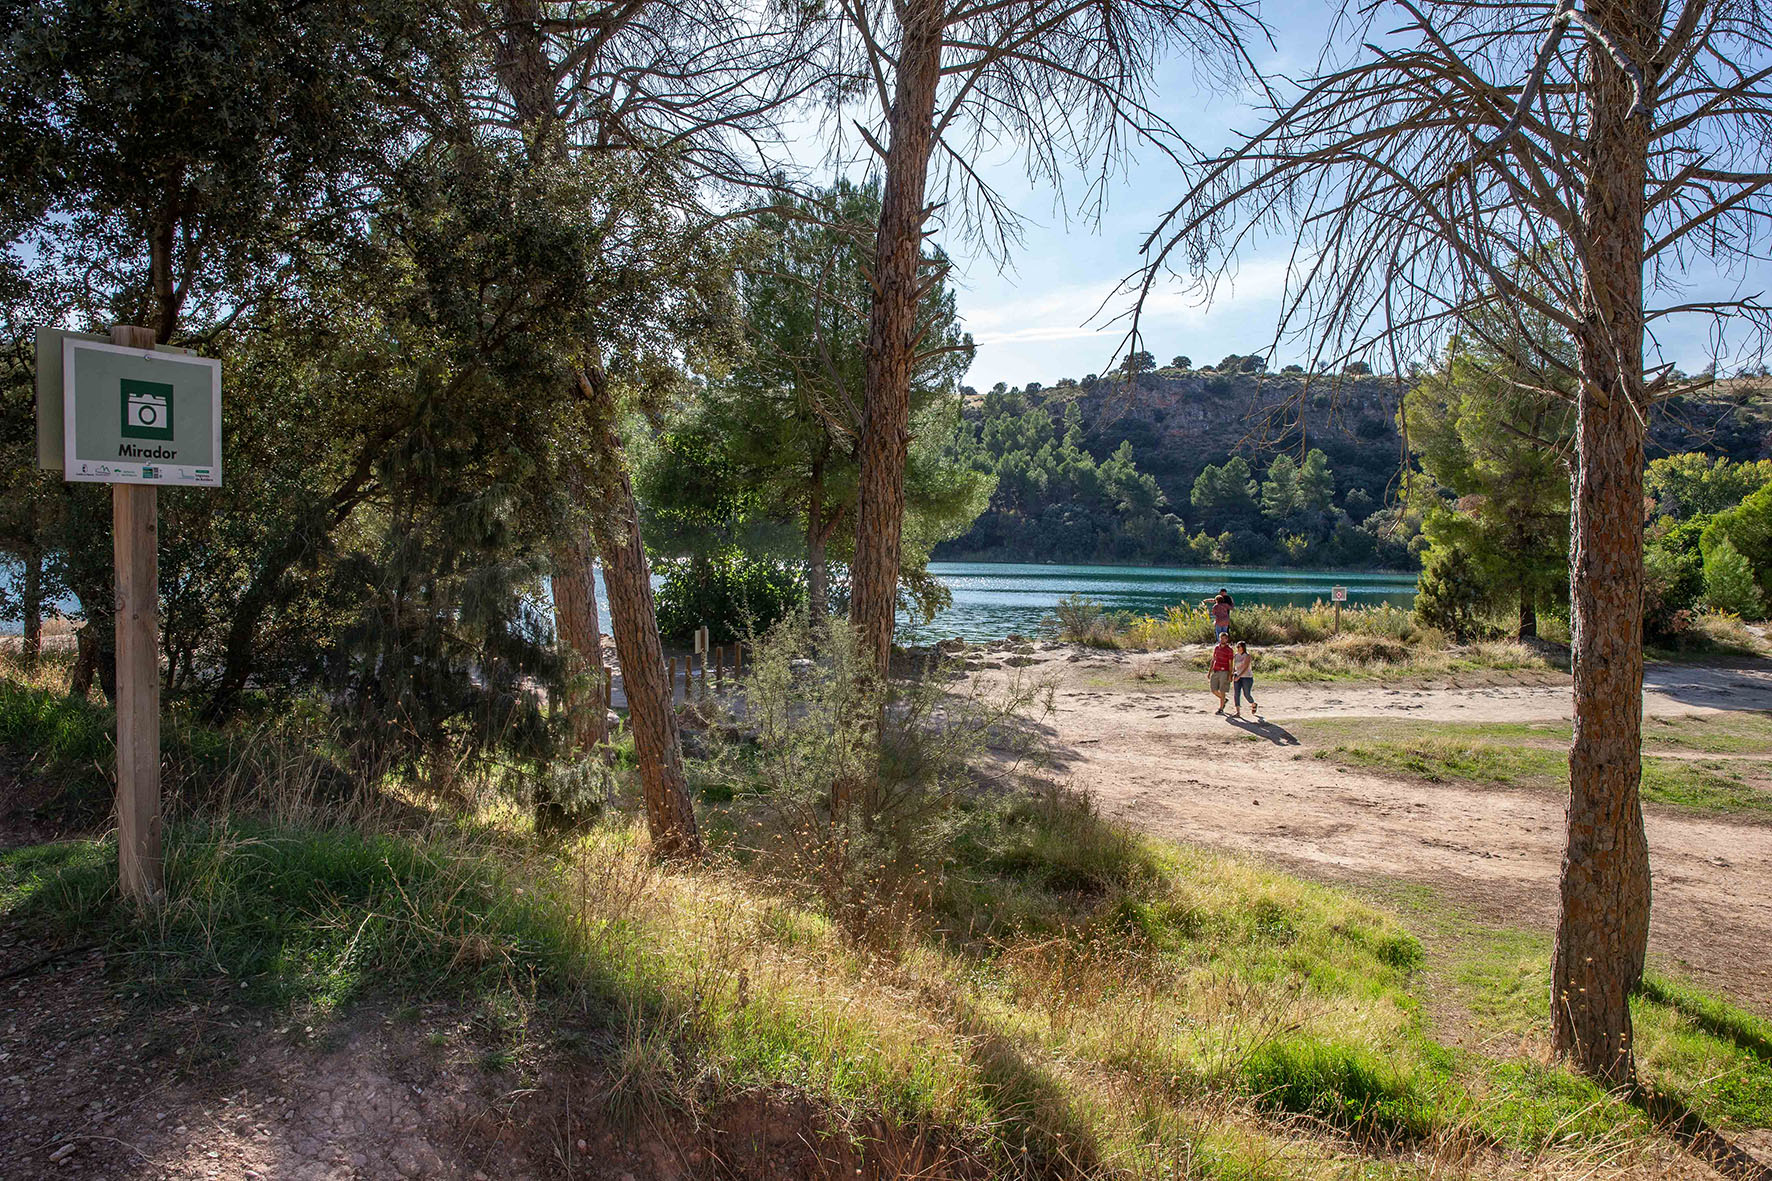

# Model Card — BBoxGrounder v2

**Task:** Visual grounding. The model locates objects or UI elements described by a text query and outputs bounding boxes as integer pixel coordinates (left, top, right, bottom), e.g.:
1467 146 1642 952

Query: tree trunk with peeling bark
1551 0 1654 1086
850 0 945 673
575 368 701 858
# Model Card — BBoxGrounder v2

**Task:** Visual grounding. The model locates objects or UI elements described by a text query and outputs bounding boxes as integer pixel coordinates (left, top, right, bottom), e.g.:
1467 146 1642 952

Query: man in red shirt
1208 636 1235 714
1203 588 1234 640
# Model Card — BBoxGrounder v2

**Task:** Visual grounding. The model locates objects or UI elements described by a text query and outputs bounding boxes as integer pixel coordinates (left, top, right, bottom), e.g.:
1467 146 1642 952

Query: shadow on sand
1224 715 1300 745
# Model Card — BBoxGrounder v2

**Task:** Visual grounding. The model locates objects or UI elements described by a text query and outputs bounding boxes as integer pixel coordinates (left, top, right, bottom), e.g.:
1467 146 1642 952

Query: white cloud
962 255 1296 348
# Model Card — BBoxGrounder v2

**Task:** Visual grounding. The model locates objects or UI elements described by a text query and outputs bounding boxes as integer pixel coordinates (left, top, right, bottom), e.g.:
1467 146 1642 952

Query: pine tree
1703 537 1763 618
1260 455 1301 519
1299 450 1335 512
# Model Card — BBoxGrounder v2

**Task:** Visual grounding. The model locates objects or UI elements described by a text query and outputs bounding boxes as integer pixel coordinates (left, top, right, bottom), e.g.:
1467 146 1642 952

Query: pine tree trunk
575 367 700 858
1551 0 1652 1086
1518 588 1538 641
850 1 945 672
21 544 42 669
550 510 609 755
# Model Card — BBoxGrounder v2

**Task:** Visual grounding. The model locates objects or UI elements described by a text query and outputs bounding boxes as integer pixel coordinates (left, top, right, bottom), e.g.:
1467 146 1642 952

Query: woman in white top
1231 642 1258 717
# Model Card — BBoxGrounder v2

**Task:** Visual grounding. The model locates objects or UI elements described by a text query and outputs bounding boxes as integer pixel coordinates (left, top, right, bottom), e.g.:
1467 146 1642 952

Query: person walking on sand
1208 635 1235 715
1231 641 1258 718
1202 588 1234 640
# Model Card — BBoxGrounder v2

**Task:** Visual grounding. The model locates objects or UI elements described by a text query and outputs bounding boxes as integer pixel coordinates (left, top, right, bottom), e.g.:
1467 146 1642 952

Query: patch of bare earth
0 946 984 1181
973 643 1772 1013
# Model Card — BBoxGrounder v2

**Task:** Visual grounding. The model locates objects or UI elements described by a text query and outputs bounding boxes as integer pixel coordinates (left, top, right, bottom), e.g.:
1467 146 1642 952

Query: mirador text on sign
55 335 222 486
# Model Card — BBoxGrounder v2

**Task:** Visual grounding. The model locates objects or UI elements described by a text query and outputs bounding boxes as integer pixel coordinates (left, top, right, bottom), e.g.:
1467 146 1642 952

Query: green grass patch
0 821 590 1014
1240 1036 1438 1140
0 679 246 825
1296 717 1772 817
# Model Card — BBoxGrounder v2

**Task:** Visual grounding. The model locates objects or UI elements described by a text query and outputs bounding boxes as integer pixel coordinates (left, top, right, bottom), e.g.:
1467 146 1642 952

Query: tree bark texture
575 367 701 858
850 0 946 672
1552 0 1654 1087
550 506 609 756
1518 589 1538 641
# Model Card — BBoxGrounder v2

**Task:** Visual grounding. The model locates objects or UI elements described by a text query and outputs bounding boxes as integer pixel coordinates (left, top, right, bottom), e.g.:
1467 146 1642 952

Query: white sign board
54 335 221 487
1331 585 1348 603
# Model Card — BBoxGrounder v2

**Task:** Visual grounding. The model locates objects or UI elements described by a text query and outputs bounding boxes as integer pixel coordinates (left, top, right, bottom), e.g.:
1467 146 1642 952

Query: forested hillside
939 361 1772 569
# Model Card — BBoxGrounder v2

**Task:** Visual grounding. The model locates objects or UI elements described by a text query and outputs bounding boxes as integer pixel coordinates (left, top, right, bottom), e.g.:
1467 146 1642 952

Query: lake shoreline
905 559 1419 643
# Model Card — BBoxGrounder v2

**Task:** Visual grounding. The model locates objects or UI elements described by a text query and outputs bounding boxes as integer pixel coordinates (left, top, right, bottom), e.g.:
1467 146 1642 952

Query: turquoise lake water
901 561 1418 642
2 559 1416 643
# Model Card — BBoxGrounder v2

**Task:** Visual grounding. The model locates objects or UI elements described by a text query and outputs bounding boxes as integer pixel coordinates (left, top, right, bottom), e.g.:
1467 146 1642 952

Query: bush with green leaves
1412 542 1488 640
1703 481 1772 605
653 550 805 644
1702 536 1764 618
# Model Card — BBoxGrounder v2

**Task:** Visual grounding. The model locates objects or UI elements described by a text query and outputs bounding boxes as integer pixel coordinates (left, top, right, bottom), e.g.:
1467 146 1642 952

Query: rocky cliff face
1070 370 1401 459
987 368 1768 507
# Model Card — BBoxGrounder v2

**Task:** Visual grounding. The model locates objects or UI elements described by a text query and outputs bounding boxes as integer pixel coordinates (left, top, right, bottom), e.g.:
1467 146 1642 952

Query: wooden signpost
1332 585 1348 634
37 324 223 908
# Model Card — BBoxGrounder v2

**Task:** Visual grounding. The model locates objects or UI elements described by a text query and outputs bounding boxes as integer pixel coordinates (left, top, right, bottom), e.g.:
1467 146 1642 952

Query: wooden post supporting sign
110 324 163 907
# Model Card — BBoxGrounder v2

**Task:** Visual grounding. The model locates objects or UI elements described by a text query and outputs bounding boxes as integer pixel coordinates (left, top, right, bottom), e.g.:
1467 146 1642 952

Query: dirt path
995 645 1772 1011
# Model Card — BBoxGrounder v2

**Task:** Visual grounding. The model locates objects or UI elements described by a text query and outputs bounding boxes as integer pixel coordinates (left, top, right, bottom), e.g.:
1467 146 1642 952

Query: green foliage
1647 453 1772 520
1048 593 1131 646
1259 453 1301 518
1412 538 1488 639
1704 481 1772 604
1191 456 1259 530
943 389 1184 563
329 386 559 779
1702 535 1763 617
1645 515 1711 633
1299 448 1335 511
939 371 1411 568
654 551 805 643
1402 324 1573 634
637 180 988 615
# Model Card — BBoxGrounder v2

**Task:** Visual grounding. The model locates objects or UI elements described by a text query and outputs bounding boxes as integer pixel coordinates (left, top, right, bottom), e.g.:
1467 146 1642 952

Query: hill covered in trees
938 361 1772 570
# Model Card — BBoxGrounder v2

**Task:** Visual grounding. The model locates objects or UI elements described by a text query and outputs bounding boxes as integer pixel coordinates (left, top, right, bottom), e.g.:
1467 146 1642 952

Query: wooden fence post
734 641 742 678
110 324 162 908
714 645 724 688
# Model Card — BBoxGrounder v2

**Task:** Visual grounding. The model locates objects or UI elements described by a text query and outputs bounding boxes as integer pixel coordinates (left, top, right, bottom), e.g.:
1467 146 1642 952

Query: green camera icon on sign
120 378 174 440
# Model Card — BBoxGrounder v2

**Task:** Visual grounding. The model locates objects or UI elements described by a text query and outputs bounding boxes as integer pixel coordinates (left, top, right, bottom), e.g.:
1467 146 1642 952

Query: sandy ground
984 645 1772 1012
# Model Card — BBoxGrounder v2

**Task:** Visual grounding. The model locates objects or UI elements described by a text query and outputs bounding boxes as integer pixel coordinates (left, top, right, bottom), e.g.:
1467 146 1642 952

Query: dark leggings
1234 676 1256 709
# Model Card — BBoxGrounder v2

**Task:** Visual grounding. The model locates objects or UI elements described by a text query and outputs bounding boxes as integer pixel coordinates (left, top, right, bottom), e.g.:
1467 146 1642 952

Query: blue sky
936 0 1771 391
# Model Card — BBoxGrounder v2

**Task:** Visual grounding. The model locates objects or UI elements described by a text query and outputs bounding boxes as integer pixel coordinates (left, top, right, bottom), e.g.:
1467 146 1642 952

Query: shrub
1047 594 1125 646
1702 536 1764 618
654 550 805 643
1645 517 1709 637
1413 544 1487 640
709 616 1051 945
